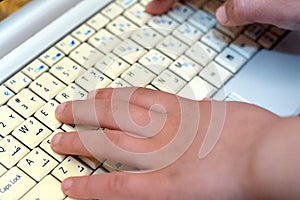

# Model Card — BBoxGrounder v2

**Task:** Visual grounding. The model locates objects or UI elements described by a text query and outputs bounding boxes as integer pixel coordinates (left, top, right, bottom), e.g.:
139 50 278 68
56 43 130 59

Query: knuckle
106 173 127 194
107 131 121 147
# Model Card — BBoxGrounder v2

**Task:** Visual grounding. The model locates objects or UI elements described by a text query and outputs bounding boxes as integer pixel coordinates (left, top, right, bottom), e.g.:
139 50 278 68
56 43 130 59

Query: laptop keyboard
0 0 287 199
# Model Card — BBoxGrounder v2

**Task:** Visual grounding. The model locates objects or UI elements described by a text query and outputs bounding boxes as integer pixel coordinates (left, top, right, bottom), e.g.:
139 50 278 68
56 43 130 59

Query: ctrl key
0 167 36 200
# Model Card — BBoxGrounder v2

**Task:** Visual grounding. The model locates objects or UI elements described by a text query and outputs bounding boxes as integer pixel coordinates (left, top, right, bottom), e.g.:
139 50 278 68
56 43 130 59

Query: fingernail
51 133 62 146
56 103 66 114
216 5 228 24
62 178 73 191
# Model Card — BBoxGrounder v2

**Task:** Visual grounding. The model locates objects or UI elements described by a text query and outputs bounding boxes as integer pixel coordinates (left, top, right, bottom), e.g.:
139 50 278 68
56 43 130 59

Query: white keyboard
0 0 287 199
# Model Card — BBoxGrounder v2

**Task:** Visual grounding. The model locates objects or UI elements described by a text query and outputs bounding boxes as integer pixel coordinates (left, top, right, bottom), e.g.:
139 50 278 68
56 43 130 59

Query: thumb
216 0 300 30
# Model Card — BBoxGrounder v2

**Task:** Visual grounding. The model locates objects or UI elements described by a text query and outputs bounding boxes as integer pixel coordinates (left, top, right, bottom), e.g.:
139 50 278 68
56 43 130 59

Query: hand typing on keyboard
51 87 300 199
146 0 300 30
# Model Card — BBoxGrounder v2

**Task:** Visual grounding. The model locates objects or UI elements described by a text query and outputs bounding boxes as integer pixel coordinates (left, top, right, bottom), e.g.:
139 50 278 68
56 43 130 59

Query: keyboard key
0 85 14 106
108 78 132 88
169 55 203 81
0 135 30 168
101 2 124 20
71 24 95 42
52 156 92 182
244 24 265 40
0 164 7 177
34 100 62 131
215 47 246 73
113 39 147 64
124 3 152 26
201 28 231 52
116 0 137 9
121 63 156 87
269 26 287 36
29 73 66 101
18 147 58 181
22 59 49 80
39 47 64 67
40 129 66 162
4 72 32 93
7 89 45 118
55 83 88 103
230 35 260 59
102 160 137 172
0 167 36 200
50 57 85 84
107 16 138 39
199 61 232 88
148 15 179 36
188 10 217 32
185 0 207 8
20 175 65 200
76 68 112 92
87 13 110 31
203 0 222 15
156 35 188 60
12 117 52 149
131 26 163 49
216 24 244 38
89 29 122 54
139 49 172 75
0 106 24 137
56 35 80 55
185 41 217 67
258 31 279 49
93 167 107 175
172 22 203 45
152 69 186 94
168 3 194 23
177 76 216 100
79 156 102 170
95 53 130 79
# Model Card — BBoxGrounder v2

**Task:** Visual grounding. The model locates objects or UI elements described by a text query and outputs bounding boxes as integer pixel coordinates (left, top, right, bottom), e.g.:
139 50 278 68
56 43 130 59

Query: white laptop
0 0 299 199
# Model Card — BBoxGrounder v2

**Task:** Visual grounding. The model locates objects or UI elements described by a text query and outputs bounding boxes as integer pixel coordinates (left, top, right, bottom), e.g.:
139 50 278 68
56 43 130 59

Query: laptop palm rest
215 31 300 117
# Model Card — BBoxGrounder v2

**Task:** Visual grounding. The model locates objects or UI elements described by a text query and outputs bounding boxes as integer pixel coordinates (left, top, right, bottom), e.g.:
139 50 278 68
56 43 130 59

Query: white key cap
185 41 217 67
201 28 231 52
12 117 52 149
102 160 137 172
29 73 66 101
216 24 244 38
0 135 30 168
76 68 112 92
0 106 24 137
121 63 156 87
52 156 92 182
79 157 102 170
168 3 194 23
87 13 110 30
0 164 7 177
203 0 222 15
108 78 132 88
139 49 172 74
101 2 124 20
21 175 65 200
0 85 14 106
93 167 107 175
18 147 58 181
140 0 151 6
71 24 95 42
177 76 216 100
188 10 217 32
88 29 122 54
40 129 66 162
152 69 186 94
169 55 203 81
199 61 232 88
70 43 104 69
4 72 32 93
55 83 88 103
116 0 137 9
124 3 152 26
107 16 138 39
113 39 146 64
156 35 188 60
258 31 279 49
50 57 85 84
230 35 260 59
131 26 163 49
0 167 36 200
172 22 203 45
244 24 265 40
7 89 45 118
148 15 179 36
34 100 62 131
39 47 64 67
95 53 130 79
56 35 80 55
22 59 49 80
215 47 246 73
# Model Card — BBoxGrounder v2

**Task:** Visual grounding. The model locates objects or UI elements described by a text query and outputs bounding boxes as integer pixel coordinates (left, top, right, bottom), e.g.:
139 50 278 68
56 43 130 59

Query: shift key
0 167 36 200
